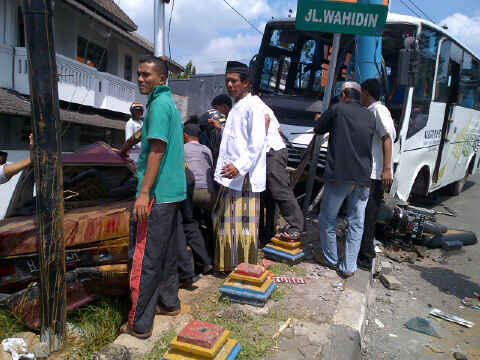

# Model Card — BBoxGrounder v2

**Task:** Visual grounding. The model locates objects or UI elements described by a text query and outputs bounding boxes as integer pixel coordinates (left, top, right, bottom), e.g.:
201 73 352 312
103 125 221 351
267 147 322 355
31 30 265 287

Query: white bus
251 13 480 201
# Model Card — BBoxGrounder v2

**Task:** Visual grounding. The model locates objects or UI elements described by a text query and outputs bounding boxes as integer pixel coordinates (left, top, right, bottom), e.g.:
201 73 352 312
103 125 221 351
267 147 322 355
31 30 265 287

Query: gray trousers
265 148 304 242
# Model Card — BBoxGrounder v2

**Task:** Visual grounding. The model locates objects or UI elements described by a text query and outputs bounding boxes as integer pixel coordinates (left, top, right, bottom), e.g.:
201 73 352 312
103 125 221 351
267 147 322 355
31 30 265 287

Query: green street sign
296 0 389 36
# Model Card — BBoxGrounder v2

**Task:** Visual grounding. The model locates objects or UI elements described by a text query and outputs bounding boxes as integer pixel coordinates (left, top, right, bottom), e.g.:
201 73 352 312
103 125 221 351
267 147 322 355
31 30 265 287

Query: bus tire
448 159 473 196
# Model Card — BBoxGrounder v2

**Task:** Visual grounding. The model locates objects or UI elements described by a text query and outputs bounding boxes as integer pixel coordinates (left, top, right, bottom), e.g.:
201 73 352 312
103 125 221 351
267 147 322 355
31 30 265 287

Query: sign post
296 0 388 36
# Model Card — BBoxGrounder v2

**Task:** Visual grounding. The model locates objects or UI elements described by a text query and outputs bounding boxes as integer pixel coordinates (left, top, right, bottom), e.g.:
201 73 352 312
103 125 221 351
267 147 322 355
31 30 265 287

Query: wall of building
169 74 228 118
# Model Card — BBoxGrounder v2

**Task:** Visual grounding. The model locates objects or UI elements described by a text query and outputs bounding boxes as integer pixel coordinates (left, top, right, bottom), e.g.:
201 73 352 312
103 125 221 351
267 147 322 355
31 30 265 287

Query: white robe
214 93 267 192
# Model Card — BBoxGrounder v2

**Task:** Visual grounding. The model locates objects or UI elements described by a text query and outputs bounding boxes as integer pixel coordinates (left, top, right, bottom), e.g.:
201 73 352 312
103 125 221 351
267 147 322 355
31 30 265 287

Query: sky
118 0 480 74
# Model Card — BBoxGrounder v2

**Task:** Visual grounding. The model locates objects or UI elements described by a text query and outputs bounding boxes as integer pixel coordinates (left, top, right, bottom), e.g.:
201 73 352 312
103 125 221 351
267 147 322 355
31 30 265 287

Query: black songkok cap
226 61 249 76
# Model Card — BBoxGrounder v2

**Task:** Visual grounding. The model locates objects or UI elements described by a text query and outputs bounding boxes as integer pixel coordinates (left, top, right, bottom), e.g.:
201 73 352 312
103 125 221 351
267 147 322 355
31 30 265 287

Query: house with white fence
0 0 184 152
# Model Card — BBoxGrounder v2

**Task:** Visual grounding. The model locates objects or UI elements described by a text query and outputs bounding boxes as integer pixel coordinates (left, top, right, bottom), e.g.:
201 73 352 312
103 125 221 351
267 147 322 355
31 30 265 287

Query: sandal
155 305 181 316
119 323 152 339
277 229 302 241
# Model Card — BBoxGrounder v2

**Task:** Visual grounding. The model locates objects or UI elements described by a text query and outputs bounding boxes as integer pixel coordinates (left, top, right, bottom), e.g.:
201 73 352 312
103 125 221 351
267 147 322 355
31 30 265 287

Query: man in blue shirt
121 57 186 339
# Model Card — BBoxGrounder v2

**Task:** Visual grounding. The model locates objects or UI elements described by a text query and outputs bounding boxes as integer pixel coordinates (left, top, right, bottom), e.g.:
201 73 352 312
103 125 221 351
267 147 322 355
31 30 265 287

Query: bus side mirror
398 49 418 87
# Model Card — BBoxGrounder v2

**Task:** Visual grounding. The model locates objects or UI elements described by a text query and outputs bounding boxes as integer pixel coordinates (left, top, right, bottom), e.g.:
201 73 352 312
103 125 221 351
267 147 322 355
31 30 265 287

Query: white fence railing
13 47 140 114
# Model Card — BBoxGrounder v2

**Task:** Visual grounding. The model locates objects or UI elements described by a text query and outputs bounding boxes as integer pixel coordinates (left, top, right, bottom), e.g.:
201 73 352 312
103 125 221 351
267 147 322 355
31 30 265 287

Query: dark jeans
265 148 304 242
359 180 384 263
128 202 181 334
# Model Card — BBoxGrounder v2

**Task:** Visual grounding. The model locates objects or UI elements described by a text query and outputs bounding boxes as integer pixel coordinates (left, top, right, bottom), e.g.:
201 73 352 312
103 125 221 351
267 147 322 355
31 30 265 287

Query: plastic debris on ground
405 317 441 338
462 296 480 311
375 319 385 328
2 338 35 360
429 308 474 328
271 276 306 284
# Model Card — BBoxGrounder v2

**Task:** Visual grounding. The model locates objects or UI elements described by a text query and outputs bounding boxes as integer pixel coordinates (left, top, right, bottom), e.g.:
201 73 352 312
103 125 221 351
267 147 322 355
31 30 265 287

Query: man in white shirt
213 61 266 271
124 102 144 162
252 96 304 243
0 135 33 185
358 78 396 270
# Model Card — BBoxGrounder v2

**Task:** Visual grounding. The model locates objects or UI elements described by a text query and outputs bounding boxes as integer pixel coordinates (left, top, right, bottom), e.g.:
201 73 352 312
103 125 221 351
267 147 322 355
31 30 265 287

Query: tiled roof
74 0 138 32
0 89 127 130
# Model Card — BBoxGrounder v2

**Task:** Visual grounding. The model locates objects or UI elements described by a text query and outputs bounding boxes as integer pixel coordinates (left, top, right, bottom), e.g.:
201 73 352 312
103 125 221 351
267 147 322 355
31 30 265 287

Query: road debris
272 276 306 284
272 318 293 339
453 351 468 360
388 333 397 338
405 317 441 338
379 274 401 290
2 338 35 360
378 261 393 275
429 309 474 328
375 319 385 328
462 297 480 311
425 344 444 353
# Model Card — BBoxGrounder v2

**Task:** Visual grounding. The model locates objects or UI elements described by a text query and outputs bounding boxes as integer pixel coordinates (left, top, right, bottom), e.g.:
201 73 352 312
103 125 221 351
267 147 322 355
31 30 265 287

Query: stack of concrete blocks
262 235 306 265
163 320 242 360
219 263 277 307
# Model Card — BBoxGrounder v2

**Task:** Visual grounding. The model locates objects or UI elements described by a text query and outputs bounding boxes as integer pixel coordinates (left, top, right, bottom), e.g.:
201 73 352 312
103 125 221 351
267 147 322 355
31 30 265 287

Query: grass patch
67 297 129 360
269 262 307 277
0 309 29 340
142 328 177 360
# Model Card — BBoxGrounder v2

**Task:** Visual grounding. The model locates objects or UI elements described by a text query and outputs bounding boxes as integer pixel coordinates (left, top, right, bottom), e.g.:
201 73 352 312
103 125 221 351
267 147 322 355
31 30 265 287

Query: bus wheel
409 168 429 203
448 161 472 196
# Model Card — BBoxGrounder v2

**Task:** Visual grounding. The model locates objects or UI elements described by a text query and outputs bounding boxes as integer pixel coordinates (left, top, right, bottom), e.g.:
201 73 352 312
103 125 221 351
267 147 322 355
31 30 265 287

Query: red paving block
177 320 225 349
235 263 265 278
262 258 276 270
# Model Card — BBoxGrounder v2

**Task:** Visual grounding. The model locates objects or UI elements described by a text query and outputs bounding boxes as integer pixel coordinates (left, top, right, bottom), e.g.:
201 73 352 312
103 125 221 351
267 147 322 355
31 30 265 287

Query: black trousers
176 209 195 282
177 196 212 277
128 202 181 334
265 148 304 242
359 180 384 262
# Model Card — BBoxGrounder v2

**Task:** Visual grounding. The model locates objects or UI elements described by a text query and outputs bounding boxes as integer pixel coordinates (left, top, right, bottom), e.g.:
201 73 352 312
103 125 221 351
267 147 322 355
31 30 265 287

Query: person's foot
314 252 338 271
180 275 201 289
357 258 373 272
155 305 181 316
338 271 355 279
202 264 213 275
119 323 152 339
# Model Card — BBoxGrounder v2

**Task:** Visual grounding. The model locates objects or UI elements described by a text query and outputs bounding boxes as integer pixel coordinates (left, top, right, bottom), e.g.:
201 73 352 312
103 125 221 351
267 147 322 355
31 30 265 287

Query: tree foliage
171 60 196 79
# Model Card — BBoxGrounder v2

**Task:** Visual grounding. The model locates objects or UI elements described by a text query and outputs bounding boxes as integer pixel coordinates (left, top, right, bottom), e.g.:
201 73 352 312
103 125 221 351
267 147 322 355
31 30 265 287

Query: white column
154 0 166 57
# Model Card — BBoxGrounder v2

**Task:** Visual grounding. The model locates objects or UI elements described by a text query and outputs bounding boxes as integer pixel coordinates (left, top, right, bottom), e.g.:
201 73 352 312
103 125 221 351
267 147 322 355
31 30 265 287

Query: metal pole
302 33 341 215
154 0 166 57
21 0 65 353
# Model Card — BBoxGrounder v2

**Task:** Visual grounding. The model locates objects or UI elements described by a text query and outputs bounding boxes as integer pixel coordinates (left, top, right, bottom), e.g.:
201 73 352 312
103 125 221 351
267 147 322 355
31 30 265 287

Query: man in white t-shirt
124 102 144 162
252 96 304 243
358 78 397 270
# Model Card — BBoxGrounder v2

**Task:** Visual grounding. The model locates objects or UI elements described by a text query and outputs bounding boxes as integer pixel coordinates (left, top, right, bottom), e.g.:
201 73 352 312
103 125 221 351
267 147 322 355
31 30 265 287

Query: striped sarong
213 179 260 272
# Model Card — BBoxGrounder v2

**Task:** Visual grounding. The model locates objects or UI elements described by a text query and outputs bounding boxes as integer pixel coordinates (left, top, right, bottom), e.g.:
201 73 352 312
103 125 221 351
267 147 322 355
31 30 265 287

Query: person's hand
133 192 150 222
29 134 33 150
208 118 222 131
382 167 393 191
221 163 239 179
314 113 322 121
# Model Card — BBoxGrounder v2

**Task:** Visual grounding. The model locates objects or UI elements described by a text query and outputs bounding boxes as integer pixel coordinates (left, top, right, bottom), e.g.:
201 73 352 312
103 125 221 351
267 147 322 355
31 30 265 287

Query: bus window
407 27 441 139
435 41 462 103
473 59 480 110
458 52 476 108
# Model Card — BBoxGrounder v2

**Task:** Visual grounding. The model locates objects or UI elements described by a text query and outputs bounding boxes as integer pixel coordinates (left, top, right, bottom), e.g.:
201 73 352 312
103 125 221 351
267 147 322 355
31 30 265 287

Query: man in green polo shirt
121 56 186 339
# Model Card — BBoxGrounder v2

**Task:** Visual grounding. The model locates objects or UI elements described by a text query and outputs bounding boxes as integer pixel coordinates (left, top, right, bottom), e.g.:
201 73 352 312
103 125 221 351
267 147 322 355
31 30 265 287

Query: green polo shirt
136 85 186 203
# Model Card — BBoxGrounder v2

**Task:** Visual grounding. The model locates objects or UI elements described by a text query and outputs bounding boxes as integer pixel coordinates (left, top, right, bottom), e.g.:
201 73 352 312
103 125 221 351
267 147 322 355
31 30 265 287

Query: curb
324 264 374 360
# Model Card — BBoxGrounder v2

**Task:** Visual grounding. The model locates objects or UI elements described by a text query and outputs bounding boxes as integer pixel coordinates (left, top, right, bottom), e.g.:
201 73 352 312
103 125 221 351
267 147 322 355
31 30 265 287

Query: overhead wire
399 0 423 19
405 0 437 23
220 0 264 35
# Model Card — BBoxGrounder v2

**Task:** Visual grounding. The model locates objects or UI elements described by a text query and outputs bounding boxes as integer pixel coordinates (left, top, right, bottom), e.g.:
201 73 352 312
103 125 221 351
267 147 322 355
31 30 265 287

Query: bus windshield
258 28 336 99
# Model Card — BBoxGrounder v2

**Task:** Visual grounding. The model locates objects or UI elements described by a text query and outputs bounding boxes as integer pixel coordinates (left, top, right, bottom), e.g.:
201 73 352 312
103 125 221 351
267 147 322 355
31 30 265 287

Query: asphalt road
363 174 480 360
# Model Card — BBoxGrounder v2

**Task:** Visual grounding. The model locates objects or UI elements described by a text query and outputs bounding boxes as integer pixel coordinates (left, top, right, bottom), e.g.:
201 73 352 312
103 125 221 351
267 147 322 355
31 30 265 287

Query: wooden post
21 0 65 352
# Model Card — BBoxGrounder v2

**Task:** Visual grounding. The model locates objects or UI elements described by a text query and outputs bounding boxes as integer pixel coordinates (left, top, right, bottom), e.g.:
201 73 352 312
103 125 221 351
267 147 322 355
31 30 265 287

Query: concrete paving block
379 274 401 290
177 320 225 349
235 263 265 278
379 261 393 275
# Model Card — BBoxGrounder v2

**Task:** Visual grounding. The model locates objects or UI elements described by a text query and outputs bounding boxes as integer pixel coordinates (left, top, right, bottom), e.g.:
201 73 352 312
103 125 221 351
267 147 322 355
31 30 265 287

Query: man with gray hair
313 82 376 278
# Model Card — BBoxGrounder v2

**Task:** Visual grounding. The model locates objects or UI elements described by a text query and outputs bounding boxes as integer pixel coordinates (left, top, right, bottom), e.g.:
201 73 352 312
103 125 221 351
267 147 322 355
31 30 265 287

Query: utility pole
154 0 170 57
21 0 65 353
